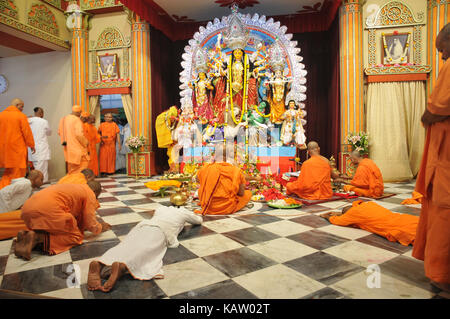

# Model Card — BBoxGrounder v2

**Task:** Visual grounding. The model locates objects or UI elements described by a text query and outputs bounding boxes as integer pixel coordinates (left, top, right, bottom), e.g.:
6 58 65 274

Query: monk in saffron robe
286 141 340 200
58 168 95 185
155 106 178 171
58 105 89 174
401 191 423 205
14 181 111 260
412 24 450 292
0 98 35 189
321 200 418 246
99 113 121 176
341 150 384 198
196 148 253 215
82 114 101 176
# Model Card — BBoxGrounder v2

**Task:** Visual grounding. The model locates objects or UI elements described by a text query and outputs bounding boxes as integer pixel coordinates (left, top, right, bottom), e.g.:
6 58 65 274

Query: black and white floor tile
0 175 448 299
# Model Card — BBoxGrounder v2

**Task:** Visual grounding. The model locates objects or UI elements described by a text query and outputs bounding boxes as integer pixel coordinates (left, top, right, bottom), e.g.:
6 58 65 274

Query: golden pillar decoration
427 0 449 94
65 6 90 112
340 0 364 141
131 15 155 175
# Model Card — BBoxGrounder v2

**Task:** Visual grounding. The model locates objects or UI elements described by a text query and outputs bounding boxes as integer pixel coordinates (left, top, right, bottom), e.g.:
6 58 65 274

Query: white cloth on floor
96 206 203 280
0 178 32 213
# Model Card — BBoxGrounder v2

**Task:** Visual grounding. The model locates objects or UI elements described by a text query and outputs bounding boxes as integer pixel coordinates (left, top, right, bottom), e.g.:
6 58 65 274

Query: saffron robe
84 122 101 176
343 158 384 197
0 210 28 240
0 106 35 189
21 184 102 255
412 59 450 284
286 155 333 200
197 162 251 215
98 122 120 174
58 114 89 174
57 173 87 184
401 191 423 205
329 200 418 246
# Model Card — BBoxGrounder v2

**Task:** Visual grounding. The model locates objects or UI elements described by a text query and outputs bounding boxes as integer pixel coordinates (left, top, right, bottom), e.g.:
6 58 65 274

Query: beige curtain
367 81 426 182
89 95 99 115
121 94 133 132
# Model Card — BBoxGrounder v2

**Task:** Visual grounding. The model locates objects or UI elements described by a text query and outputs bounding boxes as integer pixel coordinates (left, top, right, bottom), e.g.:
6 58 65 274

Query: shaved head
307 141 320 156
11 98 24 111
27 170 44 188
437 23 450 61
87 180 102 198
104 113 113 122
81 169 95 181
350 150 363 165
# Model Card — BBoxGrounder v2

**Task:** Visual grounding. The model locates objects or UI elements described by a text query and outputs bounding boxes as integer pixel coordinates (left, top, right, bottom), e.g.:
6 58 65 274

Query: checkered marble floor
0 175 448 299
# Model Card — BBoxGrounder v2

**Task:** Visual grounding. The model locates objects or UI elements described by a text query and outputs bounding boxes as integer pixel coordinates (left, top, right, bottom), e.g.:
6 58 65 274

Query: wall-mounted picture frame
97 53 119 81
381 32 411 65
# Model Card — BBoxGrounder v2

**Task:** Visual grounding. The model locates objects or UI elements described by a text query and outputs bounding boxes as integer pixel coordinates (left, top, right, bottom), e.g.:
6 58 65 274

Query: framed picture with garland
97 53 119 81
381 32 411 65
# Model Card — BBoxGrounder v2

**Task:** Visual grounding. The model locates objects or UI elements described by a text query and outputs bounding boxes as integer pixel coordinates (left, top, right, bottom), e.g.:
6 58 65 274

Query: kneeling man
15 181 111 260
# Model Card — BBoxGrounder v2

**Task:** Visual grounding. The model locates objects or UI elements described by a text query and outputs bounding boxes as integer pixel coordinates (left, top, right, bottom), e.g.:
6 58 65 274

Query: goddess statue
280 100 306 147
190 49 215 124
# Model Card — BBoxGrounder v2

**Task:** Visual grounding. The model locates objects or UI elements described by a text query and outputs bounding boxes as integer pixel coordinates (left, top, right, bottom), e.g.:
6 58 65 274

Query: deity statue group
157 7 307 169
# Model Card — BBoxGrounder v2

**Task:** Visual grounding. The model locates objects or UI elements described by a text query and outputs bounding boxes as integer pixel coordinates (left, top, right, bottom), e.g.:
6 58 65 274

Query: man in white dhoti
28 107 52 183
0 170 43 213
87 206 203 292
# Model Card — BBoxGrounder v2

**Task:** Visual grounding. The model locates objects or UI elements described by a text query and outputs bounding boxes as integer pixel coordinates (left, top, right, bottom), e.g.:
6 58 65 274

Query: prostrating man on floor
340 150 384 198
14 181 111 260
87 206 203 292
57 168 95 184
58 105 89 174
0 98 35 189
28 107 52 183
98 113 120 177
85 114 101 176
286 141 340 200
412 23 450 292
321 200 418 246
0 170 43 214
196 149 254 215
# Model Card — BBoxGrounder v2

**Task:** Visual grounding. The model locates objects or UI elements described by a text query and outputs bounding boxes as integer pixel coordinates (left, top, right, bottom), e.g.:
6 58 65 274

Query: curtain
89 95 99 116
367 81 426 182
119 0 341 41
121 94 134 133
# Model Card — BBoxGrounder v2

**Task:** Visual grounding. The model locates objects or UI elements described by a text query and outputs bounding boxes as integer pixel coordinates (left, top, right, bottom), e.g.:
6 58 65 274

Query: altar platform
181 146 298 174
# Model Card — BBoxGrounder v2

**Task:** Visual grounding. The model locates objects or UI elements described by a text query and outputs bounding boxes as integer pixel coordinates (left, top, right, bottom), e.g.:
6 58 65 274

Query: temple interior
0 0 448 300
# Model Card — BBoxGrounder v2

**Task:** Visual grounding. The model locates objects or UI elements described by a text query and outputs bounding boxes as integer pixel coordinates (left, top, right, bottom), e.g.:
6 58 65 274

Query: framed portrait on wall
97 54 119 81
381 32 411 65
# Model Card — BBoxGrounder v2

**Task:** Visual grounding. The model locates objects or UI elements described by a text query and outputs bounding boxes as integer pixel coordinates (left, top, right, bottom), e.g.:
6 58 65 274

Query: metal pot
170 188 188 206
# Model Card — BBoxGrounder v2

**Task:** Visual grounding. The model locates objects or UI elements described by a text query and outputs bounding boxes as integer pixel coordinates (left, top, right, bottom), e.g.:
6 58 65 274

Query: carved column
339 0 364 172
131 14 155 174
66 8 90 111
427 0 449 93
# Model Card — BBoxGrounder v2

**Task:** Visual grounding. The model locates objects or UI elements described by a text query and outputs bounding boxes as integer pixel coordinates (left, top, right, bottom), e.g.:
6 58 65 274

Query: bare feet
14 230 40 260
87 261 103 291
101 262 127 292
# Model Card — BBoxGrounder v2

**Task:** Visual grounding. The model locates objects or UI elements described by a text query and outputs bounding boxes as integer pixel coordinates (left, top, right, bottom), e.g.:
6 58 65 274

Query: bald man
0 98 35 189
413 23 450 292
58 105 89 174
28 107 52 183
15 180 111 260
0 170 43 214
339 151 384 198
286 141 340 200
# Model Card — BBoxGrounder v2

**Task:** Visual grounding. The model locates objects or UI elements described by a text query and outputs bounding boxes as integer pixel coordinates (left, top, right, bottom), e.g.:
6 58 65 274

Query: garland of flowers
206 122 218 136
228 54 248 125
253 104 271 118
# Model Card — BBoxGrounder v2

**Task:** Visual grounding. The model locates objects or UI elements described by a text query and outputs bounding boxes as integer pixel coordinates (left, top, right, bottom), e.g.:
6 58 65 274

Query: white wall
0 51 72 181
